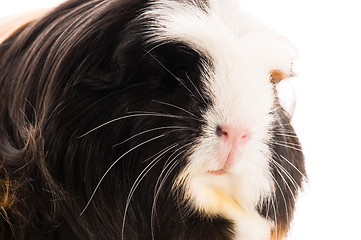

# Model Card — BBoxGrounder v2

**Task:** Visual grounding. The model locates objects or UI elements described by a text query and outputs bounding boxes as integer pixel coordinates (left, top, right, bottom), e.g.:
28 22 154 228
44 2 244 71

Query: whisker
121 143 179 239
113 126 194 148
271 158 299 194
185 72 207 105
272 141 303 152
270 160 297 204
53 89 121 129
150 145 189 240
76 113 191 138
153 143 192 197
144 50 197 98
144 47 206 105
151 143 192 202
271 153 300 190
273 132 298 138
152 100 198 118
270 174 289 226
126 110 200 122
279 155 308 181
80 134 166 216
151 159 181 240
141 41 168 59
275 140 302 148
274 130 299 136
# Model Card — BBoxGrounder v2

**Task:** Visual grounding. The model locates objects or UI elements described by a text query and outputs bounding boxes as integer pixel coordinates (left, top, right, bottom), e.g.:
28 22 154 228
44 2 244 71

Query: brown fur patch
270 69 288 84
0 166 16 211
0 165 18 234
270 221 288 240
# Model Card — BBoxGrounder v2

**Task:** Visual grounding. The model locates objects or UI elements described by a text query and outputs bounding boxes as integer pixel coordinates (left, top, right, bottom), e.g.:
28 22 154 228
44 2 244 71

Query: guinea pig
0 0 306 239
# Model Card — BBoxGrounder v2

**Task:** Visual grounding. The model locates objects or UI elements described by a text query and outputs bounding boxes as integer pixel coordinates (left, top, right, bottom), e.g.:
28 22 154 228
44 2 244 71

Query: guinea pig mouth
208 169 228 176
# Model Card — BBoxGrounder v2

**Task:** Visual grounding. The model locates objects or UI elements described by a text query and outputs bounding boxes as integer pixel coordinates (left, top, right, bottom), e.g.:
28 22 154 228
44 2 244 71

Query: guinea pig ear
269 69 293 84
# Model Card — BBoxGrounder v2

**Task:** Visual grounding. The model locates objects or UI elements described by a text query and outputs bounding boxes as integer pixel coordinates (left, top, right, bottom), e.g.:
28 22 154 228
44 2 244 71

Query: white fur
143 0 297 239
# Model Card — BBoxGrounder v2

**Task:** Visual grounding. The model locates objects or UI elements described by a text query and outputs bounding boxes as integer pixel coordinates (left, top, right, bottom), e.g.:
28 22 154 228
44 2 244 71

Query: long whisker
150 145 189 240
152 100 198 118
125 111 200 122
151 159 181 240
143 46 207 105
271 160 299 193
113 126 194 148
273 132 298 138
274 129 299 135
270 174 289 226
80 134 166 216
121 143 179 240
279 155 307 181
185 72 207 105
140 41 169 60
144 50 197 98
275 140 302 148
153 143 192 198
270 160 297 204
272 141 303 152
76 113 190 138
271 154 300 191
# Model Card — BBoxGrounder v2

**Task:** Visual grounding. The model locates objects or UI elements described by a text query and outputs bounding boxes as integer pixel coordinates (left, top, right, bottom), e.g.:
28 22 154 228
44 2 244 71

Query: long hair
0 0 306 239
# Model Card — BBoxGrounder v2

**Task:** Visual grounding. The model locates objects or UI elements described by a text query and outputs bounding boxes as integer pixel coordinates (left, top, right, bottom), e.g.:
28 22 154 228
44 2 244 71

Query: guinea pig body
0 0 306 239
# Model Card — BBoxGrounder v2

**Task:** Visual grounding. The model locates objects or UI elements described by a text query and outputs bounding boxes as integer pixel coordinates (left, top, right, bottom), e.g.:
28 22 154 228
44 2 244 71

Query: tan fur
270 223 288 240
0 125 45 233
0 9 50 44
0 165 16 210
0 164 17 234
270 69 289 84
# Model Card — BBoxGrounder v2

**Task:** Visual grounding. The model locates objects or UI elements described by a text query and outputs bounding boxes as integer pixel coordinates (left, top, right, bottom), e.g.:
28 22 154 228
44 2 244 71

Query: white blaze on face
144 0 297 239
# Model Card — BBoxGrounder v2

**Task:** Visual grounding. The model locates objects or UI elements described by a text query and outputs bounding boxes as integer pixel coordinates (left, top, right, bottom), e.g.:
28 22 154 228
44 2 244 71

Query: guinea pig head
137 1 305 238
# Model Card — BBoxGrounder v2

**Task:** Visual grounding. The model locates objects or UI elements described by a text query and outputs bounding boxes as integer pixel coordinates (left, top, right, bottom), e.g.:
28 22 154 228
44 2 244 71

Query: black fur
0 0 305 239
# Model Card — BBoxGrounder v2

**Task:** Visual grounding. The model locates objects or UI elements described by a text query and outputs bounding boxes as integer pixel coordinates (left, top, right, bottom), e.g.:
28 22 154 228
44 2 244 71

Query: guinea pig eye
163 63 187 91
173 63 188 80
152 43 201 91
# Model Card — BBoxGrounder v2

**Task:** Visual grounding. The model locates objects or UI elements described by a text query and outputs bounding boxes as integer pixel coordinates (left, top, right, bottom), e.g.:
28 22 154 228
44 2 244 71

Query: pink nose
213 125 250 173
216 125 249 145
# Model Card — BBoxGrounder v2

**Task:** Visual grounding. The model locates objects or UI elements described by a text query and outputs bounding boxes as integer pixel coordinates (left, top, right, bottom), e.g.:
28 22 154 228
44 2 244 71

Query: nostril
216 125 250 144
216 125 228 137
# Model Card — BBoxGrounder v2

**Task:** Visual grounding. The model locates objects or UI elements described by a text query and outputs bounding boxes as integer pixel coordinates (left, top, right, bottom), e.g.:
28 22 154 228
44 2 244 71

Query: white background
1 0 361 239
